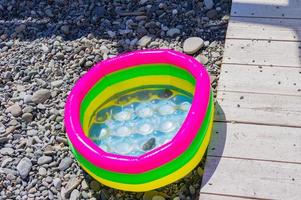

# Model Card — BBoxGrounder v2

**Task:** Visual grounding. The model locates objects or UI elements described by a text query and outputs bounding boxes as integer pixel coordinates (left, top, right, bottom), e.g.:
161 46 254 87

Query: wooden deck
200 0 301 199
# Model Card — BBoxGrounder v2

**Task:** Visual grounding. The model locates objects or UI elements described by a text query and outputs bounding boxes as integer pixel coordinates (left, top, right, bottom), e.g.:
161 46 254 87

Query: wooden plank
201 157 301 199
208 122 301 163
215 91 301 127
231 0 301 18
227 17 301 41
199 193 251 200
223 39 301 67
218 64 301 95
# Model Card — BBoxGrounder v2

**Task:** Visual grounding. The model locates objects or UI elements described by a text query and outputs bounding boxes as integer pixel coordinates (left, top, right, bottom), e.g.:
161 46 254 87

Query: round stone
183 37 204 54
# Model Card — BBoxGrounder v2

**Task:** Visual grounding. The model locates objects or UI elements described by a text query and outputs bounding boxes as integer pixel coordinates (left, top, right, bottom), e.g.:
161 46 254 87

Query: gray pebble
183 37 204 54
52 178 62 189
196 54 209 65
32 89 51 104
90 180 101 191
204 0 214 9
22 113 33 122
37 156 52 165
51 80 63 88
137 35 152 47
70 189 80 200
58 157 73 171
15 24 26 33
6 104 22 117
61 25 70 35
166 28 180 37
142 138 156 151
17 157 32 179
0 147 14 155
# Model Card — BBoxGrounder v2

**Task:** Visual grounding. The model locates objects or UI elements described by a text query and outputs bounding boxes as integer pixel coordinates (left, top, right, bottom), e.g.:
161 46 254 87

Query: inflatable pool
64 49 213 192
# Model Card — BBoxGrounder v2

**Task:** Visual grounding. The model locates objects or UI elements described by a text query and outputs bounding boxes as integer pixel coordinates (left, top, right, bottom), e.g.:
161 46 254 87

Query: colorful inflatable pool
64 49 213 192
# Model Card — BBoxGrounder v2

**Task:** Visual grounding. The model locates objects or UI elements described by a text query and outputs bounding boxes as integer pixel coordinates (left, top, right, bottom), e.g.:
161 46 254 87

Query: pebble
152 196 165 200
22 112 33 122
206 9 218 19
196 54 209 65
70 189 80 200
142 138 156 151
61 178 81 199
16 157 32 179
204 0 214 9
61 25 70 35
85 60 93 67
166 28 180 37
15 24 26 33
90 180 101 191
58 157 73 171
53 178 62 189
183 37 204 54
0 147 14 155
51 80 64 87
37 156 53 165
137 35 152 47
32 89 51 104
38 167 47 176
6 103 22 117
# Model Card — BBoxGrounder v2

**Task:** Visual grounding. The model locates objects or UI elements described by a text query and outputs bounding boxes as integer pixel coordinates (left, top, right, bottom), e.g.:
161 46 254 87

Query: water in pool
88 88 192 156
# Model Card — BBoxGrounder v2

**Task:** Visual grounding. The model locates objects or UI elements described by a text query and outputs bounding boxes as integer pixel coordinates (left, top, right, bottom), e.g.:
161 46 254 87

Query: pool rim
64 49 211 173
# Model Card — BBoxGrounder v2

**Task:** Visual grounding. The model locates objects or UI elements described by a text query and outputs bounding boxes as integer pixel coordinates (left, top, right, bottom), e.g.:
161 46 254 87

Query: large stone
17 157 32 179
137 35 152 47
183 37 204 54
32 89 51 104
6 104 22 117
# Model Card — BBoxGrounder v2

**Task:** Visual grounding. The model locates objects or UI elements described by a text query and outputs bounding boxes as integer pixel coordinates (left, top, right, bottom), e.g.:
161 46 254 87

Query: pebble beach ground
0 0 230 199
